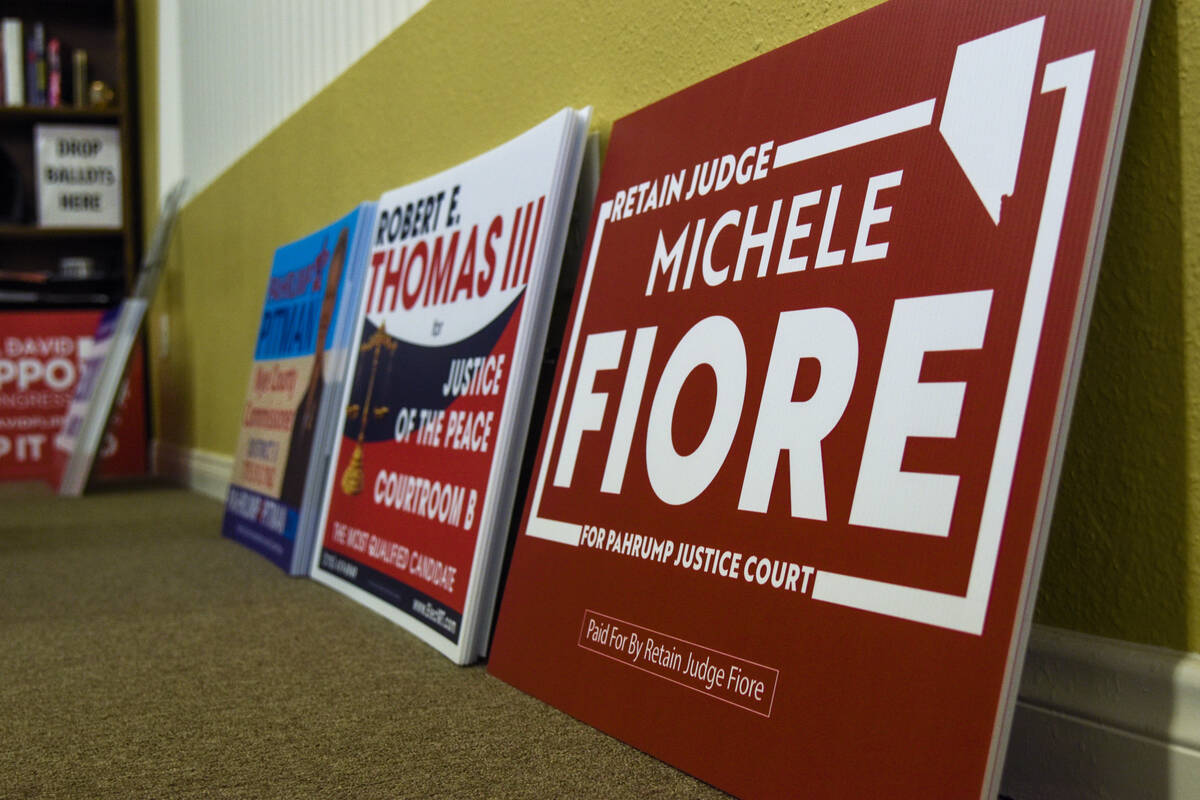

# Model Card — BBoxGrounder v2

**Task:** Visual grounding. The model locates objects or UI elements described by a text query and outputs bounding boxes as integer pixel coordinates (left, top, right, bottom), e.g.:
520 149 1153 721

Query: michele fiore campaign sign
488 1 1149 797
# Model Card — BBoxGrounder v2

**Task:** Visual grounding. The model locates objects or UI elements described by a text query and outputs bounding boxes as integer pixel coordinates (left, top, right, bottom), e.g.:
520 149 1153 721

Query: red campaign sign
488 1 1148 797
319 301 522 618
0 310 146 483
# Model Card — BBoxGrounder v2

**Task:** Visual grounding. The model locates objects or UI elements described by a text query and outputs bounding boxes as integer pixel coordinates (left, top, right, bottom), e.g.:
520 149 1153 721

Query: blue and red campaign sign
311 109 589 664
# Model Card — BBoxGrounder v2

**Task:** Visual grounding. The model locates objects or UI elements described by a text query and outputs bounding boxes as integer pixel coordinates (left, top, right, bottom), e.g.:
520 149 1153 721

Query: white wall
157 0 429 204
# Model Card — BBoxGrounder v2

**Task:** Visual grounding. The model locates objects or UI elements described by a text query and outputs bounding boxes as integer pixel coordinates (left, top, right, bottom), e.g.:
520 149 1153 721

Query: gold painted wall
137 0 1200 652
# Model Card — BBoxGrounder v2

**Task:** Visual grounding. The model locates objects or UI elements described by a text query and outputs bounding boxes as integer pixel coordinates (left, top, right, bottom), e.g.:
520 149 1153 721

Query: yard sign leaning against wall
488 0 1150 797
310 109 590 665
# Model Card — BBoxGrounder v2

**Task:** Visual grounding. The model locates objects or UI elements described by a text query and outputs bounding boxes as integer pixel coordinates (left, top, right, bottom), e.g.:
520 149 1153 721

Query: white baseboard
144 440 1200 797
1004 625 1200 799
151 439 232 501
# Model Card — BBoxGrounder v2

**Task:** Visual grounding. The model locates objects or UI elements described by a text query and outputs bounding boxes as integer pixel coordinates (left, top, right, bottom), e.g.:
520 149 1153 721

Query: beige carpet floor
0 485 727 799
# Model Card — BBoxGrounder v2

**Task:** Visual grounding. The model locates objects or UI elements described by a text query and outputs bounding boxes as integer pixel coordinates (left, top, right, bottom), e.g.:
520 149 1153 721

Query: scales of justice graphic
340 322 398 495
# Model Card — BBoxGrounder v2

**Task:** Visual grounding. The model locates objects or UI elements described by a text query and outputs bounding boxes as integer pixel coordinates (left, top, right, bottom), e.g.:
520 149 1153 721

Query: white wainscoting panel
158 0 430 204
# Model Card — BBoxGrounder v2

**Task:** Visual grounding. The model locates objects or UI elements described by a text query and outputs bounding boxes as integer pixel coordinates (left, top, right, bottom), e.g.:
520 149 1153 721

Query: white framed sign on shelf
34 124 123 229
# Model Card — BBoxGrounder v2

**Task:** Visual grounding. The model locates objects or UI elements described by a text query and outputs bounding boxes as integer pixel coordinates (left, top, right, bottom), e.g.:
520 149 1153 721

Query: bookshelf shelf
0 223 125 238
0 106 122 122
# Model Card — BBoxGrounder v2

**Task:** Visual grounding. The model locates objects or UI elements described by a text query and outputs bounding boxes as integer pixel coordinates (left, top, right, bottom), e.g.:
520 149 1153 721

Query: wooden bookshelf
0 0 139 309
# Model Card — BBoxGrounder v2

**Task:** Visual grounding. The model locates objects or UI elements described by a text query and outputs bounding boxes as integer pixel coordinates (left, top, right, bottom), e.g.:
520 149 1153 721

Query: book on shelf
46 38 61 108
221 203 376 575
2 18 22 107
71 49 86 109
309 107 591 664
25 21 44 107
486 1 1151 797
